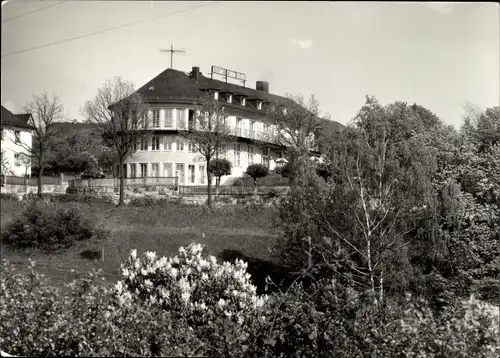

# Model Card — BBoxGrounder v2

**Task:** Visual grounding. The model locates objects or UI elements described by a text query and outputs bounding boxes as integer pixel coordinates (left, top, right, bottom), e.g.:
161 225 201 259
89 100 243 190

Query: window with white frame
140 163 148 178
177 109 185 129
14 131 21 144
233 143 241 166
188 165 196 184
163 162 173 177
151 136 160 151
227 93 232 103
151 163 159 177
140 138 148 151
165 109 173 128
199 165 205 184
248 146 254 165
176 136 184 151
241 97 246 106
188 142 196 153
176 164 185 184
152 110 160 128
262 148 269 167
130 164 137 178
133 140 138 152
214 91 219 100
163 135 172 151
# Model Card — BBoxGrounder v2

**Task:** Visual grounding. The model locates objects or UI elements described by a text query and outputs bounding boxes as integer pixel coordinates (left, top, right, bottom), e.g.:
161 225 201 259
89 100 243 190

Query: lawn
0 197 281 289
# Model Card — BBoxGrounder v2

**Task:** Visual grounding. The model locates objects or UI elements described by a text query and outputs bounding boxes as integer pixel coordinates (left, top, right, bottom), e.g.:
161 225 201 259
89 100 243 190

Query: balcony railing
227 126 280 144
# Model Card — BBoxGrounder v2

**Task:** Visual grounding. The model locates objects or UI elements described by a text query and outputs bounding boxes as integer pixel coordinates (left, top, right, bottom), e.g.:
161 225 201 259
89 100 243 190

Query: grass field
0 197 281 289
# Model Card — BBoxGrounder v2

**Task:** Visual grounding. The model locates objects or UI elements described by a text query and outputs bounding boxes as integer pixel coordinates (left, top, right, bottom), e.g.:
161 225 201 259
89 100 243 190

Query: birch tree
81 77 149 206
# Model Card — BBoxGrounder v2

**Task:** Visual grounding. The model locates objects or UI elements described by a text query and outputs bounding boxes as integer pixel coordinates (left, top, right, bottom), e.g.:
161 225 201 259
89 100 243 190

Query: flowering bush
112 243 267 326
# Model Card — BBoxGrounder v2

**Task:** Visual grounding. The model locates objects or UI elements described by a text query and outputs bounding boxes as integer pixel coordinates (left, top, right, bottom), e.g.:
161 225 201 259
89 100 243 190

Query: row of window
146 108 274 134
213 92 263 110
150 108 186 129
132 135 271 168
125 162 206 185
133 135 196 152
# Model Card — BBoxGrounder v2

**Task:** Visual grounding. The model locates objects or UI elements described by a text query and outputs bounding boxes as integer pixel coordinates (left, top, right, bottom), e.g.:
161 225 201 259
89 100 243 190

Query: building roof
135 68 303 114
1 106 35 130
133 67 344 127
128 66 344 139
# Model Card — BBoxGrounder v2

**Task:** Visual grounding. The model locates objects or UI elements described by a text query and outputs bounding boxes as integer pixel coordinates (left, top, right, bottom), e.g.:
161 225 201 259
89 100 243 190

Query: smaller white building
1 106 34 177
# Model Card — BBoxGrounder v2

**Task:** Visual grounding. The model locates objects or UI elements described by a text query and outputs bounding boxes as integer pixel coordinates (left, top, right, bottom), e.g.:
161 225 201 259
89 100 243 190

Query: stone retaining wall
1 183 68 194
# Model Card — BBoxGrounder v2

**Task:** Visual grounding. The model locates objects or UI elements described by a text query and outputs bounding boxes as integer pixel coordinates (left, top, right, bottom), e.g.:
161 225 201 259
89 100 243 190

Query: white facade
122 105 290 185
1 126 33 177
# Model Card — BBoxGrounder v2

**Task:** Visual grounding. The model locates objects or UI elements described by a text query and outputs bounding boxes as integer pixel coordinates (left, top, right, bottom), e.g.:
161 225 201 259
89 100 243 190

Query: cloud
291 38 313 49
427 3 454 15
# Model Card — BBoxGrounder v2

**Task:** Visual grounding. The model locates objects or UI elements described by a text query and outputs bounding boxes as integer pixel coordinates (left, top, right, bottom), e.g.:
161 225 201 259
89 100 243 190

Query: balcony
227 126 279 145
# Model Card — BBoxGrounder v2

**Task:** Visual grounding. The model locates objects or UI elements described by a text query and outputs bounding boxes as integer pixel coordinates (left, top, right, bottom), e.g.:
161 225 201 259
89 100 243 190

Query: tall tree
267 94 327 185
81 77 149 206
17 92 65 197
179 92 233 207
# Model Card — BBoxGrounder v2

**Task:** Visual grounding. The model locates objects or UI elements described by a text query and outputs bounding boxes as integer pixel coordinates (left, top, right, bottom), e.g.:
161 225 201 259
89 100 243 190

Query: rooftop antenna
158 45 186 69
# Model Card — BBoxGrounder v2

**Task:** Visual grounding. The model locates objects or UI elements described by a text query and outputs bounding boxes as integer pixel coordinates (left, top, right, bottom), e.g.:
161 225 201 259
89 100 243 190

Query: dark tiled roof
1 106 35 130
132 67 344 131
135 68 295 113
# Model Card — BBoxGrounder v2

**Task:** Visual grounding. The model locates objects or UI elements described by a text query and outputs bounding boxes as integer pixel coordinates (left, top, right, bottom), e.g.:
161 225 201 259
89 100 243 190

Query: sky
1 1 499 128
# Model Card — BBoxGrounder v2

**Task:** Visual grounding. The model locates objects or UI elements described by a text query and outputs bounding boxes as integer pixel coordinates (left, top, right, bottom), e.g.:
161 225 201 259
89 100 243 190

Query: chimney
256 81 269 93
191 66 200 81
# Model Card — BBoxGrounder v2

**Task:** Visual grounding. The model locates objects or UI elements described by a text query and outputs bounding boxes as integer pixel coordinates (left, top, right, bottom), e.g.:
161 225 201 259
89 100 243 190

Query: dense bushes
0 192 19 201
2 204 108 252
127 196 178 207
1 248 498 357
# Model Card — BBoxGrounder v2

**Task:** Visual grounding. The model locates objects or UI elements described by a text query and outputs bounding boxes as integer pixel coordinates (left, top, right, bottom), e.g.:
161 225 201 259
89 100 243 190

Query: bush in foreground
1 244 498 357
112 243 267 327
2 204 108 252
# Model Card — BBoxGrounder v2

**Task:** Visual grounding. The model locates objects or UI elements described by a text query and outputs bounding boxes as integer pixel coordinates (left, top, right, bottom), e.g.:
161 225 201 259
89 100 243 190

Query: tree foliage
208 158 232 186
274 95 500 307
245 164 269 186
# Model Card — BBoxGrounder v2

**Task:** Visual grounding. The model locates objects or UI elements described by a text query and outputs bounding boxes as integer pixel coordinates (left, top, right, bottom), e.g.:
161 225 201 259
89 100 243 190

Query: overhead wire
2 1 68 24
2 1 220 58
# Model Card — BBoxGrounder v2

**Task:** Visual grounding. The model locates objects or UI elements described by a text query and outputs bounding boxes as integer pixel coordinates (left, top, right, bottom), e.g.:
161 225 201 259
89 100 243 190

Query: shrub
128 196 164 207
0 192 19 201
315 162 332 182
158 188 167 195
245 164 269 185
2 205 109 252
0 260 204 357
209 158 232 186
112 243 268 326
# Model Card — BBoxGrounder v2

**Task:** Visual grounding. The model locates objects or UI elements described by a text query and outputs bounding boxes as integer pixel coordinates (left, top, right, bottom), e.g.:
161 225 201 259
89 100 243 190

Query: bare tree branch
81 77 149 205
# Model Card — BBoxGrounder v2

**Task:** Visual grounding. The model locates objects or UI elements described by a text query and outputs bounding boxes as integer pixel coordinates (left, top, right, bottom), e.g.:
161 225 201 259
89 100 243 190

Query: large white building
1 106 34 177
120 66 341 185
